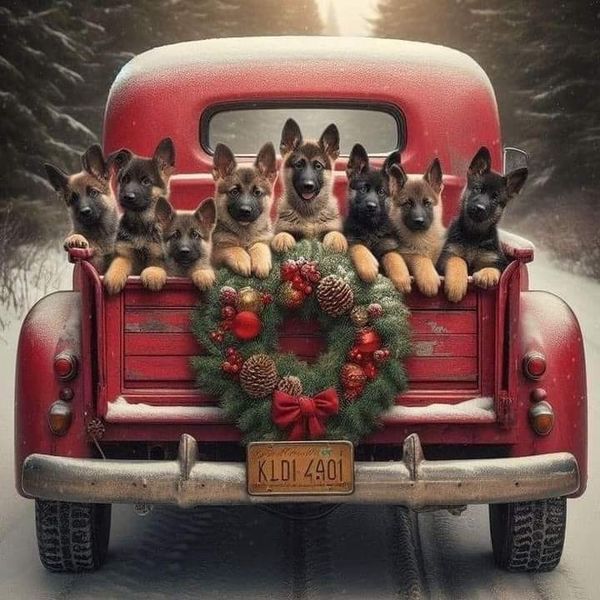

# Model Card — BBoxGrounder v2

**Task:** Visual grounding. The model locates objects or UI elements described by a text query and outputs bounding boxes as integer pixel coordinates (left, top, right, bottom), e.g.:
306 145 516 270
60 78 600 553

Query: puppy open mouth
301 191 318 202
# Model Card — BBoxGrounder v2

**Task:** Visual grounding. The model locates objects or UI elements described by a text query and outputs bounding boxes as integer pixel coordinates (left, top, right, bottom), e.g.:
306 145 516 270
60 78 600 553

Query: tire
35 500 111 572
489 497 566 572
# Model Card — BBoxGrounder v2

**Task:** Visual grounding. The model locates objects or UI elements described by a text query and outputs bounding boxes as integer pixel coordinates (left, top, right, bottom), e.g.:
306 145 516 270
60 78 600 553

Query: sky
317 0 378 36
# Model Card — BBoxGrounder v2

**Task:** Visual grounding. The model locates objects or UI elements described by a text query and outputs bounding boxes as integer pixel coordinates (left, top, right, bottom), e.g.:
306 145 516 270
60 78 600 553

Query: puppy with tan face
385 158 446 296
272 118 347 253
157 197 217 290
103 137 175 294
44 144 119 273
211 142 277 278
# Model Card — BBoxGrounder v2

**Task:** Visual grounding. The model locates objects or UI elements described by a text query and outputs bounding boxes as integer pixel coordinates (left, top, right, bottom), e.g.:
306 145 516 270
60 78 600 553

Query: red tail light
54 352 78 381
523 351 546 380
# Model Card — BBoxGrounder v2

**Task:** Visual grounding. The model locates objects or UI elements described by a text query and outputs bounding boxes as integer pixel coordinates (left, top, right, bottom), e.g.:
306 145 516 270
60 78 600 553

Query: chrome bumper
21 434 579 509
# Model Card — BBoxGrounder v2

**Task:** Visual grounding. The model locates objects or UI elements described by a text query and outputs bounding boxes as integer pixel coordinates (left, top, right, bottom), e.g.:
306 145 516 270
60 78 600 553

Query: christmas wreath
191 240 411 443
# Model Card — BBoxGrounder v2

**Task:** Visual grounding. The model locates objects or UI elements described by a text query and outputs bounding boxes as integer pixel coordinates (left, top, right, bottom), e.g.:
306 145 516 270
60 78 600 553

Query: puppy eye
171 231 181 240
141 176 152 186
89 188 100 198
70 193 79 204
313 161 324 171
408 198 415 207
121 174 130 184
377 187 387 197
423 198 432 207
253 188 263 198
229 187 240 197
190 230 201 239
359 184 369 194
294 159 305 170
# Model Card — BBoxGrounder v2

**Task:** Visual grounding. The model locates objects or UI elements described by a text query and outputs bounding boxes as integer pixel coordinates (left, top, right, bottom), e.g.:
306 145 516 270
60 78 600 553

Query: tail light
48 400 72 435
522 351 546 380
54 352 78 381
529 401 554 436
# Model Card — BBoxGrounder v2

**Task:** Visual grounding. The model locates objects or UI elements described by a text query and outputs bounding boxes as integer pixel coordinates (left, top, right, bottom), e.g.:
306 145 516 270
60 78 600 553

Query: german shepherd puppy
156 197 217 290
44 144 118 273
344 144 400 283
211 142 277 278
272 119 347 253
439 147 528 302
103 138 175 294
385 158 446 296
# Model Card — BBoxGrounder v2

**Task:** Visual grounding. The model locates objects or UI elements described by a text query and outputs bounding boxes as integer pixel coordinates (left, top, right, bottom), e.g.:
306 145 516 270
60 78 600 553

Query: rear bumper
21 434 579 509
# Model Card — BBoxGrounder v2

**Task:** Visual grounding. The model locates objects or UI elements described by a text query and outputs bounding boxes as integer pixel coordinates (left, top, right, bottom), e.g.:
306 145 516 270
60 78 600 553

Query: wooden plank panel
125 332 201 356
124 309 192 333
409 311 477 335
125 356 195 382
411 334 477 357
405 291 477 310
125 287 202 308
405 356 478 382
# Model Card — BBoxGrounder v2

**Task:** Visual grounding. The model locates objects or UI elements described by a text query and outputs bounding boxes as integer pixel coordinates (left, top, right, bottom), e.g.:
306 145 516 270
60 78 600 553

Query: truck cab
16 37 586 574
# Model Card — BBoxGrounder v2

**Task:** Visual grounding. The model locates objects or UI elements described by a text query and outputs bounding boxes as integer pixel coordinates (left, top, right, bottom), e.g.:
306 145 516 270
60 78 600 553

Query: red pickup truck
16 37 586 574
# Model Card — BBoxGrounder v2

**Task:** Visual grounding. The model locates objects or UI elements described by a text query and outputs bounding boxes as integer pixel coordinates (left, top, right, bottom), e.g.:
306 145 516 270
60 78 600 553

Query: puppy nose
413 216 425 224
239 205 252 215
124 192 136 201
475 203 486 213
80 207 92 216
178 247 190 255
366 201 378 212
303 181 316 193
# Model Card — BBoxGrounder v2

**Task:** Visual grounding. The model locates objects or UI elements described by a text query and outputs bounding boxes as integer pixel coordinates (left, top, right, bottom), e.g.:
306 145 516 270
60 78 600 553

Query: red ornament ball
231 311 262 340
221 305 236 320
355 327 382 353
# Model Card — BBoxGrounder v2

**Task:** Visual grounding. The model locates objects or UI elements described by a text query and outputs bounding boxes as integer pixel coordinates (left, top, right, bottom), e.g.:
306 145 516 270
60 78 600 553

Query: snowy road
0 252 597 599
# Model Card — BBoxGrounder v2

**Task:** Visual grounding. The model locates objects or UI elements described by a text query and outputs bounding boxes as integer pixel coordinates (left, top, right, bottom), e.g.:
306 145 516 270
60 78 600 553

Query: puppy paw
473 267 501 289
103 259 130 295
445 275 468 303
416 271 441 297
252 255 272 279
323 231 348 253
64 234 89 250
355 254 379 283
191 268 216 291
141 266 167 291
228 252 252 276
390 273 412 294
271 232 296 253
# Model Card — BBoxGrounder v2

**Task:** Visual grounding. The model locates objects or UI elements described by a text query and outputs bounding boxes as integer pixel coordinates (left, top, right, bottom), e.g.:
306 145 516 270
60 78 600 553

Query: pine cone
240 354 278 398
316 275 354 317
277 375 303 397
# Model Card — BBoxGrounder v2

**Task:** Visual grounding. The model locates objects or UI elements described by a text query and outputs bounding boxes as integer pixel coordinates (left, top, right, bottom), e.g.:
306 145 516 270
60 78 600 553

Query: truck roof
104 36 502 180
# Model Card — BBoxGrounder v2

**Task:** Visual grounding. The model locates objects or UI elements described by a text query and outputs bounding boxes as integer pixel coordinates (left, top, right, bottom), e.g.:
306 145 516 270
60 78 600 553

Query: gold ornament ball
350 305 370 327
236 286 263 313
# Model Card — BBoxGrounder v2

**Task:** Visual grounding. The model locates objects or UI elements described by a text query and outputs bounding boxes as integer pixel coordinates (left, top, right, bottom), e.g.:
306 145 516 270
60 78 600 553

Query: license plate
247 441 354 496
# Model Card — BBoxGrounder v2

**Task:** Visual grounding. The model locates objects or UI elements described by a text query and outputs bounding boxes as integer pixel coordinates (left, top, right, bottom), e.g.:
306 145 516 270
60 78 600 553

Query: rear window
202 105 404 156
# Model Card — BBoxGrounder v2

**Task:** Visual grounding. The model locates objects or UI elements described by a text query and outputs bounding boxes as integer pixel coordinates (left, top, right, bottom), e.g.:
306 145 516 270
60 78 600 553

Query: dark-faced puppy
386 158 446 296
157 197 217 290
439 147 528 302
211 142 277 278
344 144 400 283
272 118 347 253
103 137 175 294
44 144 119 273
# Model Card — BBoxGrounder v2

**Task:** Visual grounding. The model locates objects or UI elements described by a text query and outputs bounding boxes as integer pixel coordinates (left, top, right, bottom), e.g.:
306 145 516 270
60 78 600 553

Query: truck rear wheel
489 497 566 572
35 500 111 572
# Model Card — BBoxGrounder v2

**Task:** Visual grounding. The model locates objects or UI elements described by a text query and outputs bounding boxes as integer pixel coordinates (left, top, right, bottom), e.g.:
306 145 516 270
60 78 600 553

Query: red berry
262 292 273 305
231 363 240 374
304 285 313 295
226 347 236 357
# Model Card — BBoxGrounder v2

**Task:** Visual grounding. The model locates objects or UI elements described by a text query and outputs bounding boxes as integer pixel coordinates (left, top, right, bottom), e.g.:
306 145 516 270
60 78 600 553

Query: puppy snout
302 181 316 193
412 216 425 225
366 201 378 212
79 206 92 217
475 203 486 214
124 192 136 201
238 205 253 215
178 246 191 256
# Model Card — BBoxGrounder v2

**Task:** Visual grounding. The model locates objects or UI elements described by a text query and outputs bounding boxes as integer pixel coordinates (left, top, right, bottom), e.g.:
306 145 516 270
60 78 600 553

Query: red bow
272 388 340 440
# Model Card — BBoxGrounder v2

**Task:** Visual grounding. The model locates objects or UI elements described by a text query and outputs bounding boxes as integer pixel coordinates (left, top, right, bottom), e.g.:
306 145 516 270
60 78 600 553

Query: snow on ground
0 251 597 599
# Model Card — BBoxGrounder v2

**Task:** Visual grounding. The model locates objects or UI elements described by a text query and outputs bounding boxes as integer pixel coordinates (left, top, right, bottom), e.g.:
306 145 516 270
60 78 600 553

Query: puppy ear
346 144 369 179
387 163 408 193
153 137 175 178
107 148 132 175
212 143 236 180
468 147 492 177
44 163 69 193
255 142 277 182
424 158 443 194
319 123 340 161
505 167 528 199
194 197 217 235
155 196 175 226
382 150 401 175
81 144 108 182
280 118 303 156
